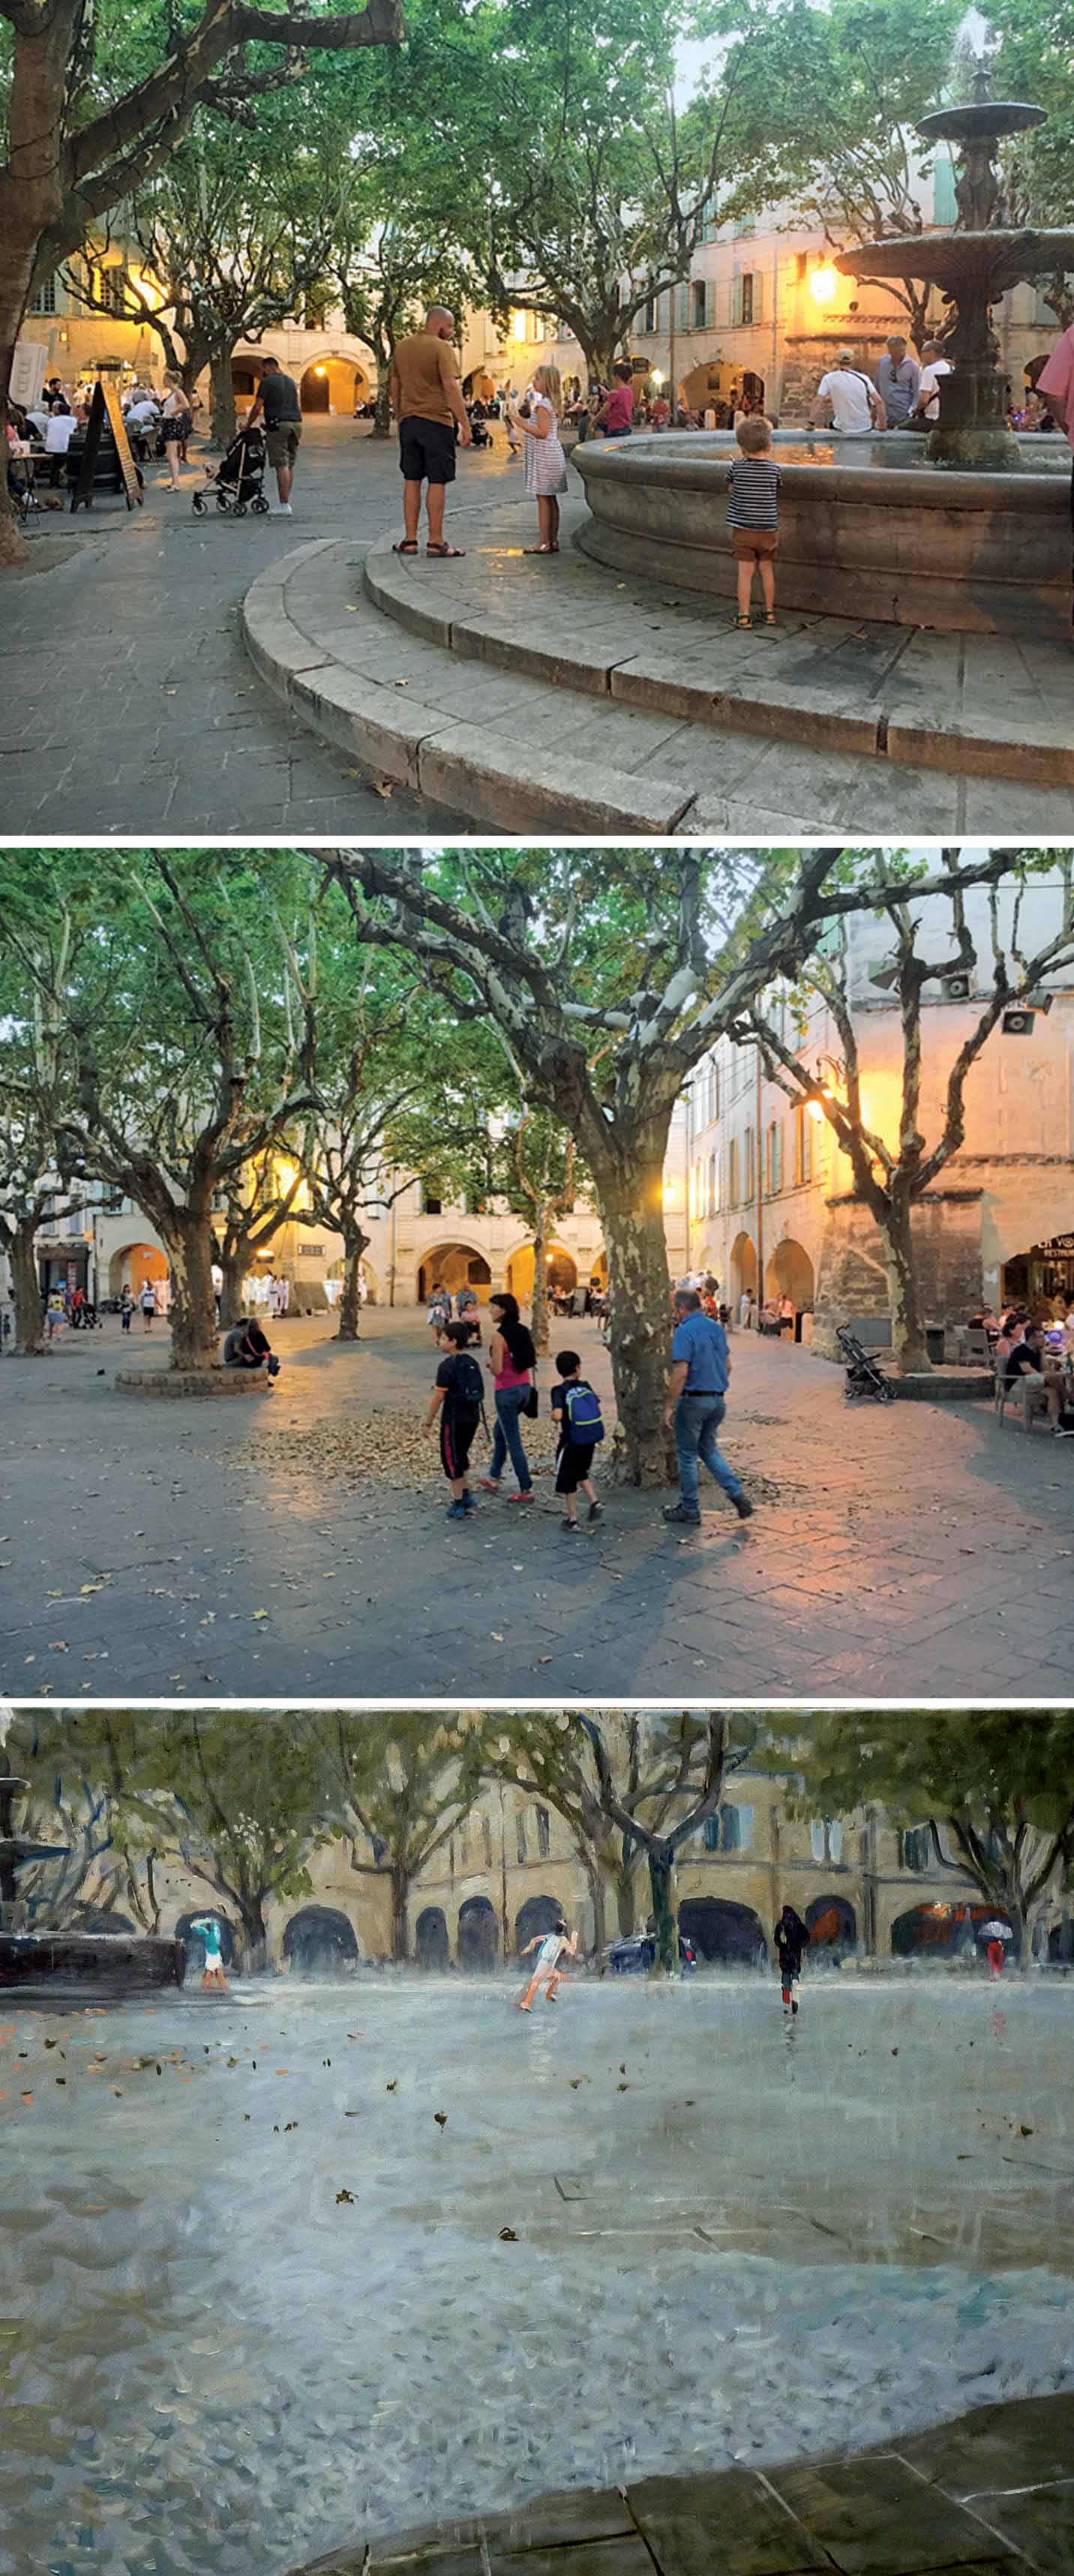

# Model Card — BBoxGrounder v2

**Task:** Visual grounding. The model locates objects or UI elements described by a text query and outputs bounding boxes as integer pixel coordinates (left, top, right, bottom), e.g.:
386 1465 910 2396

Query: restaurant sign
1040 1235 1074 1256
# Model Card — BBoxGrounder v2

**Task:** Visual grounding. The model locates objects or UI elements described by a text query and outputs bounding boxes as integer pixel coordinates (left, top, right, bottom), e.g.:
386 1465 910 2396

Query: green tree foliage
310 1710 493 1959
771 1709 1074 1965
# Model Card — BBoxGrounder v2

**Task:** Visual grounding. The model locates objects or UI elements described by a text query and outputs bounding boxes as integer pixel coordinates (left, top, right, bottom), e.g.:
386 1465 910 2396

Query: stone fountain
836 68 1074 469
574 68 1072 635
0 1773 185 1994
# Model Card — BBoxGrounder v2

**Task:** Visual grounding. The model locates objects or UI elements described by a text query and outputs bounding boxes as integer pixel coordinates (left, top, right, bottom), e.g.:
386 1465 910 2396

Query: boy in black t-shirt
424 1320 484 1518
551 1349 603 1533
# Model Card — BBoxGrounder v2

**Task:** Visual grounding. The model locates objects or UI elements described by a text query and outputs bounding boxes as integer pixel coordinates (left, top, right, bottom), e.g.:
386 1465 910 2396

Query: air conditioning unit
1002 1009 1036 1036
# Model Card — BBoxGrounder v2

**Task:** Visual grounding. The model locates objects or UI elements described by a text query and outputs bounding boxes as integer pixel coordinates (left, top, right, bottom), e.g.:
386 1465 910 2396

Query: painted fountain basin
573 430 1071 636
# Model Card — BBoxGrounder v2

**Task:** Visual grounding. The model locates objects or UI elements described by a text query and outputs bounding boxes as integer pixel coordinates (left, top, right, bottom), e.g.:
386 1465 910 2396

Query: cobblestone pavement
2 1311 1072 1697
0 418 515 833
301 2394 1074 2574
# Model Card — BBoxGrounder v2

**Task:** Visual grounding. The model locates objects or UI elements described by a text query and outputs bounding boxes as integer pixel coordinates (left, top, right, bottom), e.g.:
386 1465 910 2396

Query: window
100 266 129 316
728 1138 739 1205
30 275 57 315
644 298 656 333
902 1825 932 1873
536 1804 550 1858
740 272 754 326
765 1120 782 1195
707 1151 717 1218
482 1815 494 1869
704 1803 754 1852
691 280 706 331
516 1812 527 1865
794 1106 813 1185
810 1818 844 1864
423 1193 442 1215
795 251 808 282
744 1124 756 1201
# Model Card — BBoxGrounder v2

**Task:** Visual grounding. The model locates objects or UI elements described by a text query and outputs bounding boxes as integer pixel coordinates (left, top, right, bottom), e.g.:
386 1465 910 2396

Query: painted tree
775 1709 1074 1966
744 856 1074 1373
0 850 315 1372
141 1708 336 1968
575 1712 758 1970
313 1710 491 1959
478 1712 640 1953
0 1707 165 1929
0 0 400 556
322 845 1028 1481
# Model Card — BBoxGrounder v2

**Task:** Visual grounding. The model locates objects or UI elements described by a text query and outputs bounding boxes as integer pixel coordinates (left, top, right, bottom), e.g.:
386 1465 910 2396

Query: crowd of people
970 1295 1074 1435
6 371 201 512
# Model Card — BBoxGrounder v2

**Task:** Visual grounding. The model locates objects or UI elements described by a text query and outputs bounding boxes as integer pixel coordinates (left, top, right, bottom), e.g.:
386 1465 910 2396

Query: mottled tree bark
9 1211 45 1354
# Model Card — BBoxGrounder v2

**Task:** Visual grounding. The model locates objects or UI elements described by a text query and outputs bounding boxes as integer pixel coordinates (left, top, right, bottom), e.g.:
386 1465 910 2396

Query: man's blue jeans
490 1386 533 1492
674 1392 743 1511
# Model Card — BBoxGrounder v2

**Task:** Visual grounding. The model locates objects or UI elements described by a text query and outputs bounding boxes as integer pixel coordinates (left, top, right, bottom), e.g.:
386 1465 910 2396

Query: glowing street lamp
809 266 839 309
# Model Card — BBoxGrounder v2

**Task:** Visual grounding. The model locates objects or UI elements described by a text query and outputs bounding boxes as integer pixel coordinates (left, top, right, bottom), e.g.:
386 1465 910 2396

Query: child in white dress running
517 1917 578 2008
508 364 568 554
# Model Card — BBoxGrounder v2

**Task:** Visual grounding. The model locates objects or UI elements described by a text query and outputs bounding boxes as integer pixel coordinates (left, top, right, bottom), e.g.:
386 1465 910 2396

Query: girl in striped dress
508 364 568 555
725 413 781 629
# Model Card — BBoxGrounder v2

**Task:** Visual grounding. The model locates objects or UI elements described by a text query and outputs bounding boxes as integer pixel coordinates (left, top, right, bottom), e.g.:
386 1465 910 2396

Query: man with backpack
550 1348 604 1531
424 1319 485 1519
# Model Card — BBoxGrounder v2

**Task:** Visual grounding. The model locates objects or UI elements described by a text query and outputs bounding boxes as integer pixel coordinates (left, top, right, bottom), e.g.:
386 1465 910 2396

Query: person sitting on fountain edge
223 1314 280 1383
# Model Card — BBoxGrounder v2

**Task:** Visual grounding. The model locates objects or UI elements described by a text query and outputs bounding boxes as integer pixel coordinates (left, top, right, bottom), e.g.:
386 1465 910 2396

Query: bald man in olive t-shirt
390 305 472 558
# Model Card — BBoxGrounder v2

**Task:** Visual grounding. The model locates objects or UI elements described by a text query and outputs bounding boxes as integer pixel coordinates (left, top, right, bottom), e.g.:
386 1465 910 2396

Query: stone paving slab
362 500 1074 794
246 502 1074 832
4 1309 1074 1695
292 2397 1074 2575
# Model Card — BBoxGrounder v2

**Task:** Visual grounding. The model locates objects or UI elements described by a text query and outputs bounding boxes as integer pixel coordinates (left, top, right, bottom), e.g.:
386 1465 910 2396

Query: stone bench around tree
114 1368 270 1397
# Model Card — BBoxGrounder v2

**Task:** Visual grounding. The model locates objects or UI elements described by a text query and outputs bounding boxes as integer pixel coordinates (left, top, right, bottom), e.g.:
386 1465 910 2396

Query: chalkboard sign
70 379 143 512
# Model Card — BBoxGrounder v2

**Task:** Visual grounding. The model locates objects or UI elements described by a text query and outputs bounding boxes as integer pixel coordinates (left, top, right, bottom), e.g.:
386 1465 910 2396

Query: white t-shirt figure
916 356 952 422
813 364 878 434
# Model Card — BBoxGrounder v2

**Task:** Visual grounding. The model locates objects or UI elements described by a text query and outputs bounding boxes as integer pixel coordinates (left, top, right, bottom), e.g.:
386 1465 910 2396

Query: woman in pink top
596 362 635 439
480 1292 536 1501
1037 322 1074 626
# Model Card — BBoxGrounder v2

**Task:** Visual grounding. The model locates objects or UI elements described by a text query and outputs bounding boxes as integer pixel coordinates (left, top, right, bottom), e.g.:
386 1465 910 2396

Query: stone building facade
682 875 1074 1350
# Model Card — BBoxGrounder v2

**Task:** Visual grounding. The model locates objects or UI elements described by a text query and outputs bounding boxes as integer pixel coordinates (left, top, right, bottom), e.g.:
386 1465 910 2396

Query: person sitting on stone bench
223 1317 280 1381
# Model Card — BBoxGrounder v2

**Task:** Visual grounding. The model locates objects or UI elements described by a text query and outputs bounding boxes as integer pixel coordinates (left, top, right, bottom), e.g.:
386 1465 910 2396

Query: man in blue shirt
876 336 921 428
662 1287 753 1527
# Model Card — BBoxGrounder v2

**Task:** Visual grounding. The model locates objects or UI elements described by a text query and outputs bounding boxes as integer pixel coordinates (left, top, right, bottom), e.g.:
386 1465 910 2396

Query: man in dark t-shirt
248 356 302 515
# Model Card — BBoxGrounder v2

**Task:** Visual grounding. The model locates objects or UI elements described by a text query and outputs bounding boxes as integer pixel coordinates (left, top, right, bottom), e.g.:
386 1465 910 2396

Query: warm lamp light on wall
809 267 839 308
314 365 327 377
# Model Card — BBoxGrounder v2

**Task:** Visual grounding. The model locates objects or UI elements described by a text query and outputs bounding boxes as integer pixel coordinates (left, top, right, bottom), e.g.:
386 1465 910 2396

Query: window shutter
705 277 717 329
752 268 764 325
676 281 689 332
731 274 742 327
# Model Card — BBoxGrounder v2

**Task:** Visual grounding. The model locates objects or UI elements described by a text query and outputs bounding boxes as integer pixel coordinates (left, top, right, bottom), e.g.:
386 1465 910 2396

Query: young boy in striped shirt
726 414 780 630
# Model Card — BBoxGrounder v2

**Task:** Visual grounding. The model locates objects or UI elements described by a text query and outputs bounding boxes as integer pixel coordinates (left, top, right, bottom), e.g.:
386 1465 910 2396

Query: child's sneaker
445 1500 467 1521
560 1516 580 1533
462 1491 478 1512
587 1498 602 1522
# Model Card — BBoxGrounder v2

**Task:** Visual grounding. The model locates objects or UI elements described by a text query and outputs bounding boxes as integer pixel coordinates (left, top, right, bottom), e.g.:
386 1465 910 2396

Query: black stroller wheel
234 500 247 517
192 491 206 515
251 494 270 515
216 490 231 511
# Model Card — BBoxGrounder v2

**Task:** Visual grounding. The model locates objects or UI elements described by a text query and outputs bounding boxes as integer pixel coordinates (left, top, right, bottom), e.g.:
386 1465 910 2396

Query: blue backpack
563 1380 604 1443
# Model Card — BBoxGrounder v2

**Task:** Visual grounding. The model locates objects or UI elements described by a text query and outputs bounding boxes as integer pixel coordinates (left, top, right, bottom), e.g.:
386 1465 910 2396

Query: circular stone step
114 1369 268 1397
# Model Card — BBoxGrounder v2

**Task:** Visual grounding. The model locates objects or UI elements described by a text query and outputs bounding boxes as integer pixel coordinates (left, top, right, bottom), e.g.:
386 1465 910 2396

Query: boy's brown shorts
731 527 779 561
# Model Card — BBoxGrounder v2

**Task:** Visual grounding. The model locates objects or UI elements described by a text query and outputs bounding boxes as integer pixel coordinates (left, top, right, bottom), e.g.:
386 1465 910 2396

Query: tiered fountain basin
574 429 1071 636
0 1928 187 1992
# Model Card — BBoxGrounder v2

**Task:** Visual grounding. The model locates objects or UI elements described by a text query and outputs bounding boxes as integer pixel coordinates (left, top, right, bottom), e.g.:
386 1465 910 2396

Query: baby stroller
467 409 494 449
836 1324 895 1404
192 422 269 516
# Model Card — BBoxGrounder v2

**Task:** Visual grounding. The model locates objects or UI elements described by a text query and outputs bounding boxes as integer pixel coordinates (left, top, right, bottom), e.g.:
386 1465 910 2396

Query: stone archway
806 1895 856 1957
678 1897 768 1968
298 356 370 416
282 1905 359 1976
514 1893 563 1955
506 1242 578 1303
891 1902 997 1960
730 1232 758 1300
458 1894 499 1971
764 1241 815 1310
176 1908 237 1971
417 1244 493 1304
108 1241 167 1297
416 1905 450 1968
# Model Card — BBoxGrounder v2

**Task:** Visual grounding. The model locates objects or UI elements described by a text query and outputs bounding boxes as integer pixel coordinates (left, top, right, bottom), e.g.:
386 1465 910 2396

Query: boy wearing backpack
551 1349 604 1532
424 1320 484 1519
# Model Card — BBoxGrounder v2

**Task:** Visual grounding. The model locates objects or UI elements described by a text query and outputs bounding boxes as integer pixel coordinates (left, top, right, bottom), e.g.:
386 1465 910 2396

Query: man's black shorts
440 1410 478 1479
556 1440 596 1495
400 416 456 485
